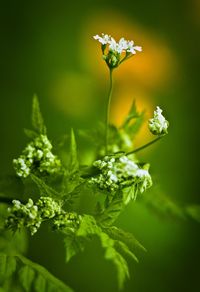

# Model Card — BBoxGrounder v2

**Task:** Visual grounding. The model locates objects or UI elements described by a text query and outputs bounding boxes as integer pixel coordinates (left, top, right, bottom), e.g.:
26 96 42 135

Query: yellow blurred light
80 10 177 89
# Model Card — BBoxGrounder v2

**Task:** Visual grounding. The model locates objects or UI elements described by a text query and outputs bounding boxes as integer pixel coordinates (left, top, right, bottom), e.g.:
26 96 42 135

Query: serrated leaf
102 226 146 253
69 129 79 174
122 185 137 205
17 255 73 292
32 95 46 135
68 215 130 289
114 241 139 263
19 265 35 291
0 228 28 255
30 174 60 198
0 253 16 284
97 192 124 226
34 274 46 292
122 100 139 128
64 232 85 262
122 100 144 137
98 231 129 290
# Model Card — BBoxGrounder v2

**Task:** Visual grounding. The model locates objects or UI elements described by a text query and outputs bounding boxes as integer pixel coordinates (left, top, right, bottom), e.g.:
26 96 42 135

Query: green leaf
24 128 38 139
97 192 124 226
0 254 73 292
114 241 138 263
122 100 140 127
102 226 146 253
122 100 144 137
19 265 35 291
98 231 129 290
64 231 85 262
122 185 137 205
0 253 16 284
185 205 200 223
30 174 60 198
17 255 73 292
67 215 130 289
34 274 46 292
0 228 28 255
69 129 79 174
32 95 46 135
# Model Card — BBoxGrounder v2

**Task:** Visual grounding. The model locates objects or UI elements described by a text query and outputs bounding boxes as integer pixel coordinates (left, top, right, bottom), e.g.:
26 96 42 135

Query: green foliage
69 129 79 174
96 191 124 226
24 128 38 139
102 226 146 253
0 254 16 285
32 95 46 135
30 174 60 198
63 215 143 289
0 253 73 292
64 231 85 262
0 70 199 292
121 100 144 138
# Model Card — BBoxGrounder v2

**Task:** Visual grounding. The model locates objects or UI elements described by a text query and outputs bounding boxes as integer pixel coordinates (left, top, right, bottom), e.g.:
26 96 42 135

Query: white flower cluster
93 33 142 68
13 134 61 178
6 199 42 235
89 155 152 197
6 196 82 235
6 197 62 235
149 106 169 136
94 33 142 54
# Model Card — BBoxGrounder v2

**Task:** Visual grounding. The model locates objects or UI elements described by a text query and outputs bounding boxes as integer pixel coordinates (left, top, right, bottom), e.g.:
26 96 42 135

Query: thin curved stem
105 68 113 154
126 136 161 156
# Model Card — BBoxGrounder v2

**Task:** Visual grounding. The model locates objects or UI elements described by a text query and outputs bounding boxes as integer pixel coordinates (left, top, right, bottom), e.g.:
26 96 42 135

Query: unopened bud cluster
93 33 142 69
53 212 82 232
6 196 81 235
89 155 152 196
13 134 61 178
149 106 169 136
6 198 43 235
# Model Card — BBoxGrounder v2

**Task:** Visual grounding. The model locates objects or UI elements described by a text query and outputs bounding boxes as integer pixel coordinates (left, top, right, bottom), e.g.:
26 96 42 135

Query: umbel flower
5 196 81 235
89 155 152 198
93 33 142 69
13 134 61 178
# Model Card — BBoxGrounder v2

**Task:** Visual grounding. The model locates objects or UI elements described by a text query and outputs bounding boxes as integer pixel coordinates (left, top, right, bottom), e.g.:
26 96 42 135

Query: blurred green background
0 0 200 291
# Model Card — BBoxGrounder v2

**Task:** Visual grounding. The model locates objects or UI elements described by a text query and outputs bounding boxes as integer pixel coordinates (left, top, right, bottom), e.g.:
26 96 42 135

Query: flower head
93 33 111 45
89 155 152 201
149 106 169 136
6 196 63 235
13 134 61 178
93 33 142 69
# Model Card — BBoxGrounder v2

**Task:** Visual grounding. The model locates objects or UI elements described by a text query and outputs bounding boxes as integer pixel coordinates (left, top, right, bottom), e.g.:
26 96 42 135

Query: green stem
105 68 113 154
126 136 161 156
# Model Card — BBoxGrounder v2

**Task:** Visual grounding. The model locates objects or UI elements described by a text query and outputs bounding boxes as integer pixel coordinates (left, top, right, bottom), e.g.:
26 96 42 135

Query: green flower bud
149 106 169 136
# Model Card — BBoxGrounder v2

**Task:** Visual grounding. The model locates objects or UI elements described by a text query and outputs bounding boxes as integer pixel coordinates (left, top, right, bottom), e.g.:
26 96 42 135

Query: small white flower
93 33 142 65
93 33 111 45
126 40 142 54
136 169 149 178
